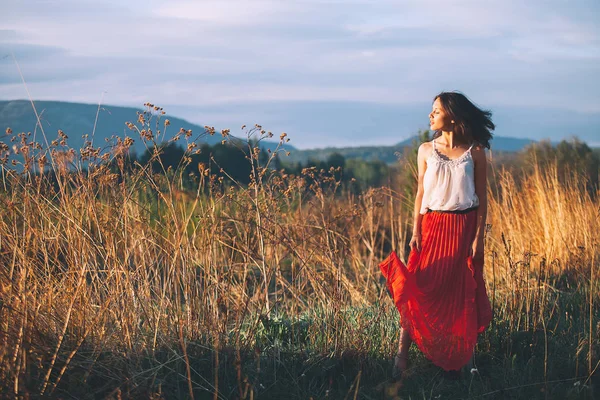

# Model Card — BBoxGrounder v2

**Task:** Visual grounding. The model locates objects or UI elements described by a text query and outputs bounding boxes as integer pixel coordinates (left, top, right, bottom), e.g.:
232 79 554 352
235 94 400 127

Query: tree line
113 135 598 196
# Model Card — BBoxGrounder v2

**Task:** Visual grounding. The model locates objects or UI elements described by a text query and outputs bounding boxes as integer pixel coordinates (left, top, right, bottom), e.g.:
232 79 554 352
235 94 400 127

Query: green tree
396 129 431 208
345 159 389 192
522 137 599 194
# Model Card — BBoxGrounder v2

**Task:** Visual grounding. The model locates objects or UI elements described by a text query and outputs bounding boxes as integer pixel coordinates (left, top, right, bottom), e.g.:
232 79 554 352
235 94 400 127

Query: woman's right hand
409 232 421 252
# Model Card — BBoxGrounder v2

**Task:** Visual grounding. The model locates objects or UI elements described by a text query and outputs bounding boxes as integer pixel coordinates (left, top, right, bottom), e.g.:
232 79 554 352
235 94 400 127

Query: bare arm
472 145 488 260
410 143 429 250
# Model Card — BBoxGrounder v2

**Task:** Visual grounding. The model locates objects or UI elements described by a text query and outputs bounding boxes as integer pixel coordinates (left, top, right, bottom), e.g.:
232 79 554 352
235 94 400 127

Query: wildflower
280 132 287 141
141 129 153 141
38 154 47 169
5 128 12 135
164 119 171 126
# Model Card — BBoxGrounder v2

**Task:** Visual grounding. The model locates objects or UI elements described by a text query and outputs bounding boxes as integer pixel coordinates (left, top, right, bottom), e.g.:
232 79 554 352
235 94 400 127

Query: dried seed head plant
0 103 597 397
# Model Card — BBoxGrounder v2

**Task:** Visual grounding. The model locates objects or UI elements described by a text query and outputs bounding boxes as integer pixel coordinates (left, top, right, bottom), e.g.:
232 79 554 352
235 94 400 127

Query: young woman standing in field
380 91 494 379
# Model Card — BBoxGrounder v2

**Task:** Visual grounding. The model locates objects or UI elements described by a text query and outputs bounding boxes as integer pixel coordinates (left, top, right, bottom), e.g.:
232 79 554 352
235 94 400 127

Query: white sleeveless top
419 139 479 215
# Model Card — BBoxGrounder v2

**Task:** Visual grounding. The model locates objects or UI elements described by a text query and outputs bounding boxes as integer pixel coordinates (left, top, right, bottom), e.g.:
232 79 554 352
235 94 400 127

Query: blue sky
1 0 599 148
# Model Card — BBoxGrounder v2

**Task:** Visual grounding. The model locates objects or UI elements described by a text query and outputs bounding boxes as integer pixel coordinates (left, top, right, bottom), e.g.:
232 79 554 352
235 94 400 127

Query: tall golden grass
0 113 598 397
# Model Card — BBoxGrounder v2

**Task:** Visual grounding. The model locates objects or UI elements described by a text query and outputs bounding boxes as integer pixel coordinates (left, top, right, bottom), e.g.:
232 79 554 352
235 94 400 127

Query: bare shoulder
418 141 433 158
471 143 487 163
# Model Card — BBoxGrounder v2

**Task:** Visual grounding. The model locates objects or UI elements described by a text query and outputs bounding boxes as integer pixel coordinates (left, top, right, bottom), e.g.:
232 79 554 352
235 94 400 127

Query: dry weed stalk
0 107 597 396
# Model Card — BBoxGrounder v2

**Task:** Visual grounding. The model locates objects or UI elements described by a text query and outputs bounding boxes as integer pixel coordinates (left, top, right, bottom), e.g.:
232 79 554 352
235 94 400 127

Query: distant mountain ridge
395 135 535 151
0 100 293 156
1 100 538 166
284 135 537 165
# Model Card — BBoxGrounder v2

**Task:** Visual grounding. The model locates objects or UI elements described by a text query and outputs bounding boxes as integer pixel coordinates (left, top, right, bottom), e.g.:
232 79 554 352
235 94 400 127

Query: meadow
0 107 598 399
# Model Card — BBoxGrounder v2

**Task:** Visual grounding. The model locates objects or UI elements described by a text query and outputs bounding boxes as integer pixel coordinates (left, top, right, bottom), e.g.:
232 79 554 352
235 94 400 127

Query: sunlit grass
0 108 598 399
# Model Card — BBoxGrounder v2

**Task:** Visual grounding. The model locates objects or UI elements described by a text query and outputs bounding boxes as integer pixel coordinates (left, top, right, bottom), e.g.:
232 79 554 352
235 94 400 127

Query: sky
1 0 599 148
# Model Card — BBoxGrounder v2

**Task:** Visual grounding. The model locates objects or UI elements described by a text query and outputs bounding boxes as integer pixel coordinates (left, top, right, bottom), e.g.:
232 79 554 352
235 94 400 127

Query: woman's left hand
471 239 484 263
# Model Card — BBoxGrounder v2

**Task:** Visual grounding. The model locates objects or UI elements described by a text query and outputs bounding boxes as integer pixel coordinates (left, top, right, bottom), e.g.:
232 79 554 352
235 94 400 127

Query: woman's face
429 98 453 131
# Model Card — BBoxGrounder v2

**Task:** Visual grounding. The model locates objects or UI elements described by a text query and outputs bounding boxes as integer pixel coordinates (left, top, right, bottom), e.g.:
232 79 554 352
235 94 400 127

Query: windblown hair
433 91 495 149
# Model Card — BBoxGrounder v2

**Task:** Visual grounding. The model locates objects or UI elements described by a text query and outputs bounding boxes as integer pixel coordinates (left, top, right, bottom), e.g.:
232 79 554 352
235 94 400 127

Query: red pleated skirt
379 209 493 371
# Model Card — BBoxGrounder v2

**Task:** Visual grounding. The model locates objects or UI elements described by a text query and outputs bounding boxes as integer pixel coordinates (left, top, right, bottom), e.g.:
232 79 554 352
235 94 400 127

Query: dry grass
0 109 598 398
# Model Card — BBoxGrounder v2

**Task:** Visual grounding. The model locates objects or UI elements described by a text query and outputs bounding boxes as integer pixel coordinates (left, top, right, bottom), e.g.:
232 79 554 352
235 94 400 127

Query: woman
380 91 494 378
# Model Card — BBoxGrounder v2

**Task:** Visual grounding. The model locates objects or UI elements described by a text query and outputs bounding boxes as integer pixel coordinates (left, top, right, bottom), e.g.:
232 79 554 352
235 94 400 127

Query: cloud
1 0 599 146
154 0 304 25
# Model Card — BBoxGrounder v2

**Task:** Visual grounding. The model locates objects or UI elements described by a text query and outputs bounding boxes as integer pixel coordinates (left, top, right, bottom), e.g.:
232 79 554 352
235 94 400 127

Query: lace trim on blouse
431 139 474 166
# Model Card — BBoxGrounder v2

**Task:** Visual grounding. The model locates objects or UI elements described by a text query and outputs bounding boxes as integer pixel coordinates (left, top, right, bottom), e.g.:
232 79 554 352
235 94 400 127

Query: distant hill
0 100 546 167
284 145 406 165
285 135 537 165
395 135 536 152
0 100 294 157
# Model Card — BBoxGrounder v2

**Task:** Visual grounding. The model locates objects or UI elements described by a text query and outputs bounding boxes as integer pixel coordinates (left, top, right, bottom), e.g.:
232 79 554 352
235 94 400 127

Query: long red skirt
379 209 493 371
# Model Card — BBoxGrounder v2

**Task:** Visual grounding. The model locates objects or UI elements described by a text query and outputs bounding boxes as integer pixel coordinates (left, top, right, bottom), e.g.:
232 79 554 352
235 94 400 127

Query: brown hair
433 91 495 149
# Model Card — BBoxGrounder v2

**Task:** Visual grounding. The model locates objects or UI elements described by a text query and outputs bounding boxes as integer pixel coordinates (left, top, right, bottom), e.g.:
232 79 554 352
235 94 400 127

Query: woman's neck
439 131 466 148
